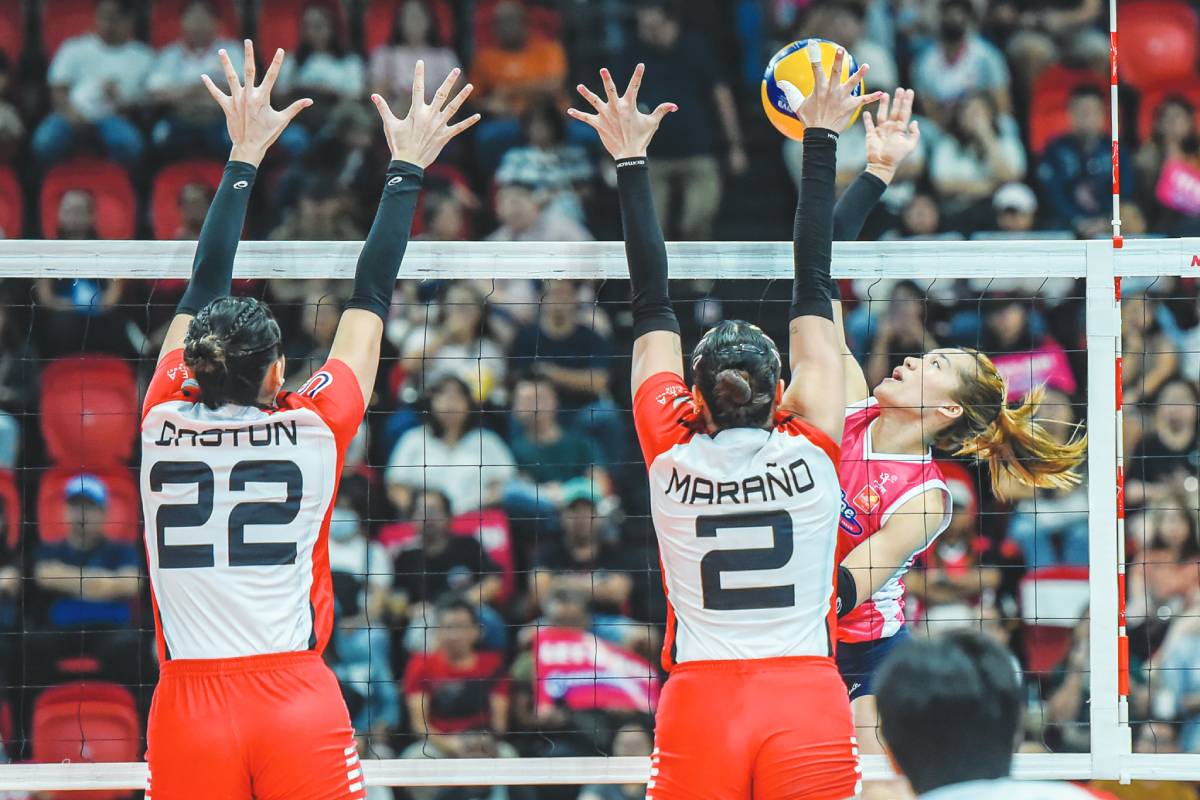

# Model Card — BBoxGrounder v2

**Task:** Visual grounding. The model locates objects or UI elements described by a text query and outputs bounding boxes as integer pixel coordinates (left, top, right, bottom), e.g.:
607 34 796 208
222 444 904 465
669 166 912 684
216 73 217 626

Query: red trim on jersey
660 554 678 672
777 414 840 471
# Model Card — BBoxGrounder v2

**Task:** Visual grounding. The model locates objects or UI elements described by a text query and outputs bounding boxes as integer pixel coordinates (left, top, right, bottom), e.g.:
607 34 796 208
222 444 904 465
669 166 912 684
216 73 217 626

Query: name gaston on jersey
665 458 815 505
151 418 300 448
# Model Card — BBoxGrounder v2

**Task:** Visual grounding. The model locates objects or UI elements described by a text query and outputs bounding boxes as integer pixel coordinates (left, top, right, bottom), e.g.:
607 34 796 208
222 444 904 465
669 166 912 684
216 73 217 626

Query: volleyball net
0 237 1194 792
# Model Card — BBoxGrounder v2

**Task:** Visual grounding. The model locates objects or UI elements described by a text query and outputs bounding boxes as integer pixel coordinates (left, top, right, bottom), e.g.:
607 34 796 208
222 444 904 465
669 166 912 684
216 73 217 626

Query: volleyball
761 38 864 140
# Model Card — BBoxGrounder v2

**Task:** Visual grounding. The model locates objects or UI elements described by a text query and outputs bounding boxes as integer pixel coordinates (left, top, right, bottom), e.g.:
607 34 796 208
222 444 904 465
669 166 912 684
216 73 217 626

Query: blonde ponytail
937 350 1088 500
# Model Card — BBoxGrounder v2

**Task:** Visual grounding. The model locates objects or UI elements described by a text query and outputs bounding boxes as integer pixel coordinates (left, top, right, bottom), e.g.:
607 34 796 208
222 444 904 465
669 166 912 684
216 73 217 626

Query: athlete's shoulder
142 348 198 420
281 360 364 446
774 413 840 467
633 372 701 467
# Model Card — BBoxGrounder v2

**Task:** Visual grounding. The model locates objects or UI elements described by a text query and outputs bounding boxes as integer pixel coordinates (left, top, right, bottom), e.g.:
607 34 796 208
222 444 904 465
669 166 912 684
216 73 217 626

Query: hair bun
713 368 753 407
187 332 228 375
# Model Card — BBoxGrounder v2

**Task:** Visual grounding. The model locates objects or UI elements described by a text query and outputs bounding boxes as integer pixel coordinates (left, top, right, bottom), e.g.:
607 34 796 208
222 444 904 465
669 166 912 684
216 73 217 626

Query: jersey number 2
696 510 795 611
149 460 303 569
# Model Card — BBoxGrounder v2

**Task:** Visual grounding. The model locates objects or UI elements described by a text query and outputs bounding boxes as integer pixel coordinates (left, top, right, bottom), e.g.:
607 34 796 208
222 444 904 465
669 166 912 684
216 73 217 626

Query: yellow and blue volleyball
761 38 864 140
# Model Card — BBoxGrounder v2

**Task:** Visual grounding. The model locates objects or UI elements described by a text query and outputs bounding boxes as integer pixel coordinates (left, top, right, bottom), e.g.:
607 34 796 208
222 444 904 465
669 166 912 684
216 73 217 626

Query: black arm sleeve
789 128 839 322
836 565 858 618
176 160 258 316
616 157 680 339
344 160 424 320
832 171 887 243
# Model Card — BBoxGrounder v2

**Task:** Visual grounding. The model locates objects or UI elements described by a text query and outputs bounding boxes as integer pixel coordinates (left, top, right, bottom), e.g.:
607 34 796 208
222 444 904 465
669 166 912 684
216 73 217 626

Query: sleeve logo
298 371 333 398
233 180 249 189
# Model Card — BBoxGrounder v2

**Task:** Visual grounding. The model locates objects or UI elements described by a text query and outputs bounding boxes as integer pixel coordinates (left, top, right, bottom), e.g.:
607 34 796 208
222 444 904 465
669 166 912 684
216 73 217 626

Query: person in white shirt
276 4 365 103
147 0 242 159
32 0 154 168
910 0 1012 127
369 0 461 116
874 630 1118 800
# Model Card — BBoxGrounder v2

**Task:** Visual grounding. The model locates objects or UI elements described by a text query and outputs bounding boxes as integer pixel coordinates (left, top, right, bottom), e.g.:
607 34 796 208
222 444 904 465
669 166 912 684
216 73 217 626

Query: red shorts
146 651 364 800
651 656 860 800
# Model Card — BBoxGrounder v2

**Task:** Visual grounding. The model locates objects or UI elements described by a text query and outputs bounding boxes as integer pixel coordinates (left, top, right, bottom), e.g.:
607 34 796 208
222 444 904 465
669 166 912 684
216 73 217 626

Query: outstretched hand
201 40 311 167
372 61 480 168
864 88 921 182
787 43 882 133
568 64 677 160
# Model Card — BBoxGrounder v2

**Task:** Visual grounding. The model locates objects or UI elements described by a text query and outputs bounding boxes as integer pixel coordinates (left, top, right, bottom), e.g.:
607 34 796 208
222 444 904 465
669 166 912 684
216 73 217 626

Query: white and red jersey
140 349 363 662
918 778 1116 800
836 398 952 644
634 372 843 670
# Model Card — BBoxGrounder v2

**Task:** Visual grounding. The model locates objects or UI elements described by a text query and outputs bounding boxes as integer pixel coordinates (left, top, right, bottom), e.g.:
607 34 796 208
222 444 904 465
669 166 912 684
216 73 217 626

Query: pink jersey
836 399 952 644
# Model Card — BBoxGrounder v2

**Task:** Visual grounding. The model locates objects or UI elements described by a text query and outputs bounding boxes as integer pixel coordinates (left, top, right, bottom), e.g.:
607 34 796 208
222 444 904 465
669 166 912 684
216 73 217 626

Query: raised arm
568 65 680 395
830 88 922 405
159 41 311 362
328 62 479 405
779 46 881 443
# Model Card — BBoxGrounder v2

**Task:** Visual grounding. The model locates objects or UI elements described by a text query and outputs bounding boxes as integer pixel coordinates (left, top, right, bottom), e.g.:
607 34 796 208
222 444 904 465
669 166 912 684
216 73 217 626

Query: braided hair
691 320 783 432
183 296 283 409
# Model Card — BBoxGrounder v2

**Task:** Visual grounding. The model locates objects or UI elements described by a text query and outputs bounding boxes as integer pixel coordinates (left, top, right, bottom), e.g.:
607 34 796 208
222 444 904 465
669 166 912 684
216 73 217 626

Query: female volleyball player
139 42 477 799
824 88 1087 798
569 49 881 799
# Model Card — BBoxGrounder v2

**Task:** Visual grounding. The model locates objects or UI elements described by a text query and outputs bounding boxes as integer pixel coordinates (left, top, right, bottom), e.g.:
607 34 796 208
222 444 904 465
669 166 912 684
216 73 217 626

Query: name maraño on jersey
151 419 300 448
665 458 815 505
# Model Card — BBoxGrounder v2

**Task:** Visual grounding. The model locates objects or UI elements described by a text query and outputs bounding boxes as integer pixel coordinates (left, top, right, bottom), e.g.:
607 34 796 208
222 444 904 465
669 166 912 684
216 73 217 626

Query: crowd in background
0 0 1197 798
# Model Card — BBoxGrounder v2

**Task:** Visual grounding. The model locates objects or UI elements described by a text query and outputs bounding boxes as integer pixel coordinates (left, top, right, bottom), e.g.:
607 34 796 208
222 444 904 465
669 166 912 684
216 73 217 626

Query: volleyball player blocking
139 42 477 799
570 47 882 799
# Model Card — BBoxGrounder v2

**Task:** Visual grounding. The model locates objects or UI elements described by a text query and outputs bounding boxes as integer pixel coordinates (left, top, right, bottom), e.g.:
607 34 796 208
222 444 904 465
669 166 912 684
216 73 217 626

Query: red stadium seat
363 0 455 55
0 166 22 238
0 1 23 61
150 0 240 49
40 355 138 468
40 0 99 59
1137 80 1200 142
472 0 561 50
32 682 139 800
40 159 136 240
0 468 21 550
151 159 224 240
256 0 347 59
1117 0 1199 91
38 466 140 544
1019 566 1090 674
378 508 516 604
1028 65 1107 154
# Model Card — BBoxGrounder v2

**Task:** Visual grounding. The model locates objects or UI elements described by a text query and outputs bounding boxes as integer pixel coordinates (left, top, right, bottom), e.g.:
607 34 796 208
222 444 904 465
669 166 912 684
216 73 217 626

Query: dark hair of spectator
438 281 492 338
691 320 782 432
295 2 347 65
436 595 480 625
939 0 975 19
412 487 452 519
184 0 219 17
1148 505 1200 559
1151 374 1200 409
1069 84 1105 104
980 297 1037 353
100 0 137 17
511 368 554 395
389 0 441 47
184 296 283 410
875 630 1021 795
521 98 567 146
948 91 1001 147
423 373 480 438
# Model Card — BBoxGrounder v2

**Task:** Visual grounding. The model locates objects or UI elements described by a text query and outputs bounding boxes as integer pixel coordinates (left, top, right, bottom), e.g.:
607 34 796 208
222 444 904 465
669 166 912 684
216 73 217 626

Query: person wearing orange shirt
470 0 566 117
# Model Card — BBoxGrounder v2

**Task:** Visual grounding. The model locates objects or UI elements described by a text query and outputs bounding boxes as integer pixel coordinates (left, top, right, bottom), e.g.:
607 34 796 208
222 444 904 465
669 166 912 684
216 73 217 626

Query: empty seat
1019 565 1090 674
151 159 224 240
38 466 140 544
0 1 23 61
32 682 139 800
0 468 21 550
1117 0 1199 90
40 355 138 467
40 0 99 59
363 0 455 54
150 0 239 48
40 159 136 240
256 0 348 59
0 166 22 238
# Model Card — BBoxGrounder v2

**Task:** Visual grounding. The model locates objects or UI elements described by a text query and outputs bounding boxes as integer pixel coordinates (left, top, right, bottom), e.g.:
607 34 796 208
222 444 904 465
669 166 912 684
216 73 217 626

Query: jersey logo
839 490 864 537
166 363 191 383
853 484 882 514
655 384 689 406
298 371 333 398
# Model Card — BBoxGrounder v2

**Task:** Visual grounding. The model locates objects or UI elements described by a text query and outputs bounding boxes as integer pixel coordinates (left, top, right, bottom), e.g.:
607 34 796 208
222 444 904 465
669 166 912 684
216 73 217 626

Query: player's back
635 374 842 667
140 354 362 661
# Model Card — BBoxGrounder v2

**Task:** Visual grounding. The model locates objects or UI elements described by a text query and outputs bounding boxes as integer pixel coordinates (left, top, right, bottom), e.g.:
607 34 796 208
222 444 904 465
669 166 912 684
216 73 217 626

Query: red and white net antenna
1110 0 1130 729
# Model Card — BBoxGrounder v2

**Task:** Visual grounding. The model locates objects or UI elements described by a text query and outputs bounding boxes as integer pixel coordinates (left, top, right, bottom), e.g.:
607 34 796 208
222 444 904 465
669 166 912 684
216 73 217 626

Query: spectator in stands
401 598 512 763
881 189 959 240
620 0 746 240
497 99 596 223
979 296 1078 401
276 2 364 136
33 474 138 628
393 281 507 405
578 722 655 800
997 0 1108 92
147 0 242 160
0 52 25 164
282 289 342 387
911 0 1012 125
1122 294 1180 410
862 280 939 388
0 496 17 630
385 376 517 516
326 505 398 746
32 0 154 169
989 182 1039 235
417 188 470 241
1127 378 1200 509
369 0 461 116
174 182 213 239
470 0 567 119
1150 595 1200 754
1038 85 1120 239
1136 96 1200 235
269 178 364 241
806 1 897 93
505 374 610 520
1127 503 1199 671
487 166 593 242
928 92 1026 222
